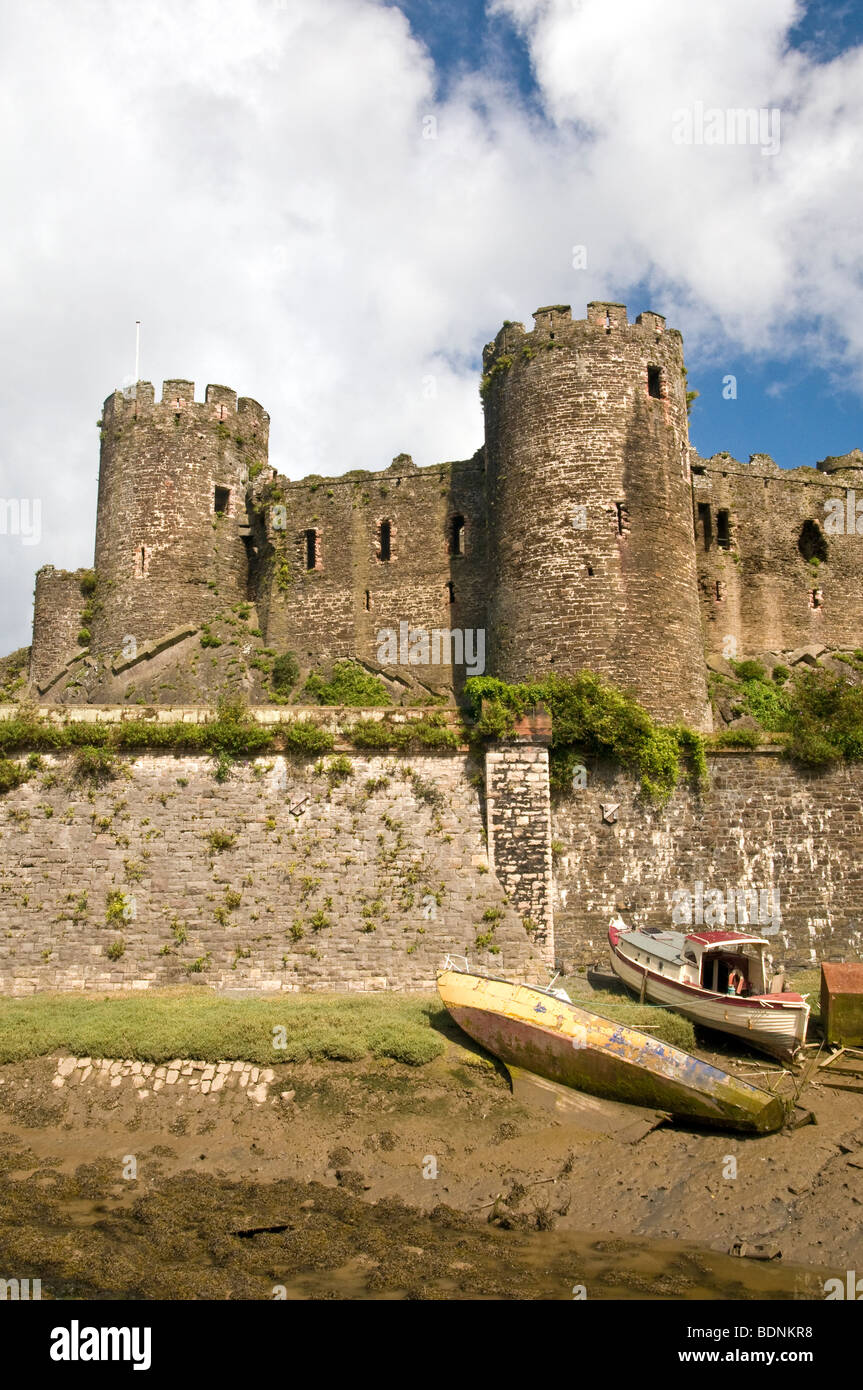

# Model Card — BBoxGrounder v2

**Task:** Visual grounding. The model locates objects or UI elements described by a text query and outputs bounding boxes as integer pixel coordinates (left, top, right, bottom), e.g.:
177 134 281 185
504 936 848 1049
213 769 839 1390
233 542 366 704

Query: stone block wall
0 747 544 995
551 751 863 971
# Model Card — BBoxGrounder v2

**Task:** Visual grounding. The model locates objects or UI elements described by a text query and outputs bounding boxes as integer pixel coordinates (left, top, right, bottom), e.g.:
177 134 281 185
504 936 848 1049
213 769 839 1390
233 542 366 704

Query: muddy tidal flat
1 1025 860 1301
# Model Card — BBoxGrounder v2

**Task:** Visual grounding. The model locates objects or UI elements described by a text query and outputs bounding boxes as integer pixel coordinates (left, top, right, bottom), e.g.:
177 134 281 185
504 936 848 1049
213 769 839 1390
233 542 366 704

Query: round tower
89 380 269 657
483 301 710 730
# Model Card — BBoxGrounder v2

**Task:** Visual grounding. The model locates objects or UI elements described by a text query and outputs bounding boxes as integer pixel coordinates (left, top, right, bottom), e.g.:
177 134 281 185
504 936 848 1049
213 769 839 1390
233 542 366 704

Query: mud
0 1036 860 1300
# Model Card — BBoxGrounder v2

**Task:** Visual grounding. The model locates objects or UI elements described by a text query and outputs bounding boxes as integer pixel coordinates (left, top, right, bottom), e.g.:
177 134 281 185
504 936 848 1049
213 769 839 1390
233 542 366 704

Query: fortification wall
251 454 489 696
89 382 269 657
483 303 710 729
29 567 91 688
551 752 863 970
0 748 544 995
693 452 863 657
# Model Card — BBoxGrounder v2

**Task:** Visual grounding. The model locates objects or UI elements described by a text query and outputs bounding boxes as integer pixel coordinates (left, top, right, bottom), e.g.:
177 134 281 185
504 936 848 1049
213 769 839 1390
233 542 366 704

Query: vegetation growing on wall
271 651 300 695
464 671 708 803
478 353 513 403
344 712 460 752
711 659 863 766
0 702 461 778
303 660 391 707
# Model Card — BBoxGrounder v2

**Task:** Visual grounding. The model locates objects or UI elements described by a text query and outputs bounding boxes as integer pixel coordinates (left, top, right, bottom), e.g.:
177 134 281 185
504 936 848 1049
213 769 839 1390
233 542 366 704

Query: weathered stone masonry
551 751 863 972
0 746 547 996
485 746 553 958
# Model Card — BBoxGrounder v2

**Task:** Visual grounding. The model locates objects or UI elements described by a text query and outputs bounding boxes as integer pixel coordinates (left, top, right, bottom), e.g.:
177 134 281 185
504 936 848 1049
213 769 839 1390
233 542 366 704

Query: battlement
485 301 677 368
101 380 270 439
817 448 863 475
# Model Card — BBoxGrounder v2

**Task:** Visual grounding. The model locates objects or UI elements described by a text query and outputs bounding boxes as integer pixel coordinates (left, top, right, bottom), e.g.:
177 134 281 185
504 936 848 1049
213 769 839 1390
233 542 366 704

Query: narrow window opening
135 545 150 579
604 311 611 331
445 581 455 605
214 486 230 515
810 588 823 609
587 564 594 577
716 509 731 549
615 501 629 535
715 580 724 601
798 519 828 564
378 520 392 562
450 514 465 555
304 529 317 570
364 589 370 611
647 365 662 398
697 502 713 551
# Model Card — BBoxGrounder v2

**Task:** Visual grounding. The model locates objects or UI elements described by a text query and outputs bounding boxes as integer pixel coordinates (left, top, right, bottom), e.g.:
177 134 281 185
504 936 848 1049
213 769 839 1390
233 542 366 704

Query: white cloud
1 0 861 653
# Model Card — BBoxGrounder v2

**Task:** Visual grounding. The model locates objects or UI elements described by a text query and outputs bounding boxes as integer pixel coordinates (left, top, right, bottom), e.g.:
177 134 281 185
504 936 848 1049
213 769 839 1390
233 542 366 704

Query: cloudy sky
1 0 862 654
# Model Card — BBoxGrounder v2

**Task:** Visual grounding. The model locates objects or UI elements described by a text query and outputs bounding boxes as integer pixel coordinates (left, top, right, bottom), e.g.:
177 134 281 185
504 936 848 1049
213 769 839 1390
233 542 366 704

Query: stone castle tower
88 381 269 654
483 302 709 729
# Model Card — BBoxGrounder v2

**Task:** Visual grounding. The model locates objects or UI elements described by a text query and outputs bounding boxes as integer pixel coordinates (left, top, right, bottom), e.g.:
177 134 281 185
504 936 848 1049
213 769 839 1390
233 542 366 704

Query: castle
27 300 863 725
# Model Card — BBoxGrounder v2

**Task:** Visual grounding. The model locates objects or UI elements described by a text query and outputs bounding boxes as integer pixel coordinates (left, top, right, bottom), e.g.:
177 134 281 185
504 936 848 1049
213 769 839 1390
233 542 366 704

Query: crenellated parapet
102 380 269 450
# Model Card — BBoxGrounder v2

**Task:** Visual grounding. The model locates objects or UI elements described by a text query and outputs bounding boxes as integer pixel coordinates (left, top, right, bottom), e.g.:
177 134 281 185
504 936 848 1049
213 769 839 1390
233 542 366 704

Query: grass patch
0 990 448 1066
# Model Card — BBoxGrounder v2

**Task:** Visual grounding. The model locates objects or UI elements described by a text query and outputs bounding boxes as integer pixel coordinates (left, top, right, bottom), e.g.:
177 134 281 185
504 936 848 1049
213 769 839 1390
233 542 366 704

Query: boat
436 965 789 1134
607 917 810 1060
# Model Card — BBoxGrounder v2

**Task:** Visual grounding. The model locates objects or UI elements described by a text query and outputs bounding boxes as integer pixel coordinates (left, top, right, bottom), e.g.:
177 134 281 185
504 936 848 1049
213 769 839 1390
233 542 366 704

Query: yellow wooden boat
437 967 789 1134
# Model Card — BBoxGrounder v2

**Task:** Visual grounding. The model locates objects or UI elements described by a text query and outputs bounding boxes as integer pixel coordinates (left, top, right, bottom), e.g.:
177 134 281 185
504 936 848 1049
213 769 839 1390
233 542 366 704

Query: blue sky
394 0 863 470
1 0 862 653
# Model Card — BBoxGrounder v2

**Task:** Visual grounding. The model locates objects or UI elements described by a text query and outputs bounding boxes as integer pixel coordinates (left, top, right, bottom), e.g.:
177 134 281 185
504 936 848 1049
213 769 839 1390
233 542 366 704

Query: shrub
280 722 335 755
272 651 300 694
106 938 125 961
71 745 118 784
317 754 353 787
712 726 760 749
105 889 129 926
207 829 237 852
303 660 391 707
785 667 863 765
730 659 767 683
345 713 459 752
0 758 29 794
465 672 704 804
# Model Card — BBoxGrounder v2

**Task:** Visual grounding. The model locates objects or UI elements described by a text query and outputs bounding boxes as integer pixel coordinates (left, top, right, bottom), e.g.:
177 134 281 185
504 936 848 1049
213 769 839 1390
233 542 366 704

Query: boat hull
608 940 809 1060
437 971 787 1135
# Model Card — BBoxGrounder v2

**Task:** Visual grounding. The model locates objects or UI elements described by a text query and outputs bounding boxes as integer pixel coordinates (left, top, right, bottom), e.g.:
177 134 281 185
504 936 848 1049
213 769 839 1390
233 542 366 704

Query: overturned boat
607 918 810 1060
437 966 789 1134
